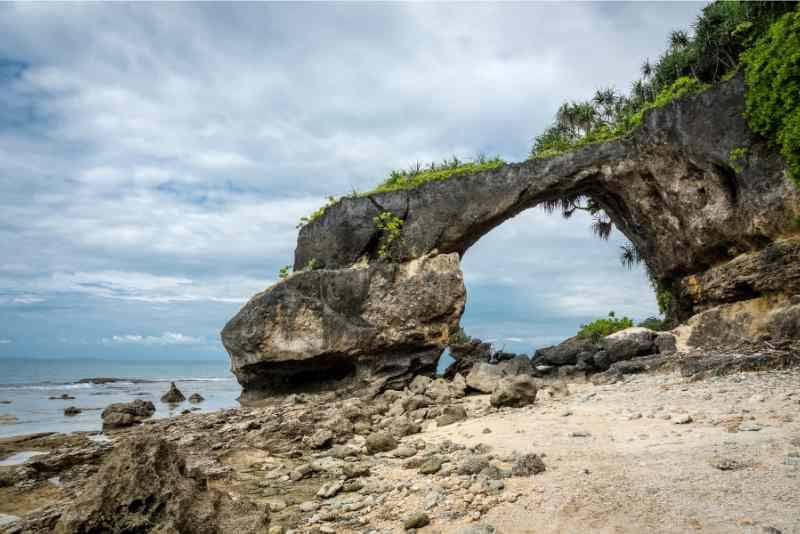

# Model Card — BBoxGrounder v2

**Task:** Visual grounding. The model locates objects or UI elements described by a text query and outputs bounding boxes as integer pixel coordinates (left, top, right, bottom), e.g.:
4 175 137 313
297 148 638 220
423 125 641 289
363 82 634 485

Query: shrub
278 265 291 279
638 316 666 331
577 311 634 342
449 327 471 345
373 211 404 259
370 156 505 195
742 7 800 185
729 146 749 173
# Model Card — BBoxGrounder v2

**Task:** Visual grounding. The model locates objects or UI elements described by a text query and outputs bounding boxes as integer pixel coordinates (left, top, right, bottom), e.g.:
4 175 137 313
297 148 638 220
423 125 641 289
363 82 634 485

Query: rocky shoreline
2 340 799 533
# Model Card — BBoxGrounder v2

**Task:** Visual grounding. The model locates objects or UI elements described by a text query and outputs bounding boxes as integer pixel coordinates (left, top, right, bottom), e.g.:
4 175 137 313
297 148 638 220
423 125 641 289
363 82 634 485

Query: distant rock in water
188 393 205 403
161 382 186 404
48 394 75 401
77 377 153 384
101 399 155 429
53 435 269 533
63 407 81 417
0 414 17 424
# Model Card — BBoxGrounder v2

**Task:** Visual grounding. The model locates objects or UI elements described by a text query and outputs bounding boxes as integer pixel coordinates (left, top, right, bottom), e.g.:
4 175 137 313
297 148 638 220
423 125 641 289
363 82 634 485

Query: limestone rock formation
223 74 799 395
466 358 534 394
222 252 464 398
161 381 186 403
101 399 155 429
53 435 269 534
490 376 538 408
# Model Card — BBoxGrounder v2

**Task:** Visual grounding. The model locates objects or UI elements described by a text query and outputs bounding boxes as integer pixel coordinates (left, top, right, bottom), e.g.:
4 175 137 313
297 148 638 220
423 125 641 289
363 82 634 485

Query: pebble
738 422 762 432
673 414 693 425
404 512 430 530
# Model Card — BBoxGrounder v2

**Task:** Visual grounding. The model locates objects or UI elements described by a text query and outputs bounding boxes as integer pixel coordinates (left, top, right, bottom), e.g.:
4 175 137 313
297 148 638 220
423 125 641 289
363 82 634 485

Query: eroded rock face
294 76 798 323
222 253 465 398
224 75 799 395
54 435 268 534
101 400 155 429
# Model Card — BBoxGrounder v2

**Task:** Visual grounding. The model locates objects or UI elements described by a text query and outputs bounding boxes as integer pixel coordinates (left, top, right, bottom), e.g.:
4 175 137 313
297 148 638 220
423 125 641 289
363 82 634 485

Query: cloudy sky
0 2 704 361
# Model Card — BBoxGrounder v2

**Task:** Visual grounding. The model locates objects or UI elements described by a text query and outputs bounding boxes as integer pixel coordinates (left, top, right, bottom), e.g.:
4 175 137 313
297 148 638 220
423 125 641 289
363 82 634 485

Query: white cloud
0 339 12 344
0 3 697 355
104 332 204 346
46 271 270 304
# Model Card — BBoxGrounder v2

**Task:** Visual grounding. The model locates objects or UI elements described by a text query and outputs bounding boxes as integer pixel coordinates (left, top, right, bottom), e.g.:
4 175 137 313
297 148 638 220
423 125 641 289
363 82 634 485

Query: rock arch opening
223 77 800 398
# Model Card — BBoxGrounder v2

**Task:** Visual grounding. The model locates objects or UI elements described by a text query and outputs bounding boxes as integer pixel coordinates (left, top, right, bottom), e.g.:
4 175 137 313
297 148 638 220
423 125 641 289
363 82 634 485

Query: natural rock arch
222 76 800 398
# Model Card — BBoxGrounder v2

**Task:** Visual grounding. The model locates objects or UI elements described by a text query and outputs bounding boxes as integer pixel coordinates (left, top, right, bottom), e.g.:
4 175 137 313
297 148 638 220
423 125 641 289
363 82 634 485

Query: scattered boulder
101 399 155 429
457 455 489 475
444 339 493 379
535 336 597 366
305 429 334 449
188 393 205 404
63 407 81 416
490 376 538 408
53 435 269 533
161 382 186 403
602 327 657 363
408 375 432 395
418 456 444 475
365 431 397 454
511 453 546 476
466 357 533 393
316 481 343 499
404 512 430 530
436 405 467 427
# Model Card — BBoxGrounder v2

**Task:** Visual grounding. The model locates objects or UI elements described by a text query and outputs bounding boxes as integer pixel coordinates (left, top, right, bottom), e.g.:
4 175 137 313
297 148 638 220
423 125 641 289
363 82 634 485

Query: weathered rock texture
223 253 464 398
53 436 268 534
224 75 799 395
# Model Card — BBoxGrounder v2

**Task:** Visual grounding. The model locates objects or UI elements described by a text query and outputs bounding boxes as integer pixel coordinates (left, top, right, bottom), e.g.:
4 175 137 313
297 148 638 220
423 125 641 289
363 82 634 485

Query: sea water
0 358 241 438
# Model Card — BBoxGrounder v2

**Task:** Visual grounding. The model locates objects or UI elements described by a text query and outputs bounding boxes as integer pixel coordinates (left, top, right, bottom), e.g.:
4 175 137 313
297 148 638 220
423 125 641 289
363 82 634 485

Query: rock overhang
224 75 800 397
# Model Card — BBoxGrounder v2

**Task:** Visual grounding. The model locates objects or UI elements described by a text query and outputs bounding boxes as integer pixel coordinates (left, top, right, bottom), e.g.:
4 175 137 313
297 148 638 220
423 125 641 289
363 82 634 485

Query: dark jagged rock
52 435 269 534
161 382 186 403
224 75 800 395
444 339 493 379
188 392 205 403
101 399 155 429
535 336 598 366
222 253 465 399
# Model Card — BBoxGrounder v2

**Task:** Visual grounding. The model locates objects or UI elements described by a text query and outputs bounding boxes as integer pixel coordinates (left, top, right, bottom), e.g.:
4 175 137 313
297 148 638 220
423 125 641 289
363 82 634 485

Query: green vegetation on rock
373 211 404 259
370 156 504 195
449 327 471 345
742 6 800 185
297 196 338 229
728 146 749 173
577 311 634 342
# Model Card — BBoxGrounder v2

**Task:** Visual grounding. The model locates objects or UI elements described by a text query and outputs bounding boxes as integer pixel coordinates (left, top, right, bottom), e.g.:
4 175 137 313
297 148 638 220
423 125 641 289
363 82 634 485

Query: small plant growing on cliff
373 211 404 258
577 311 634 342
370 156 505 195
278 265 291 279
729 146 749 173
449 327 471 345
297 196 338 229
303 258 321 271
